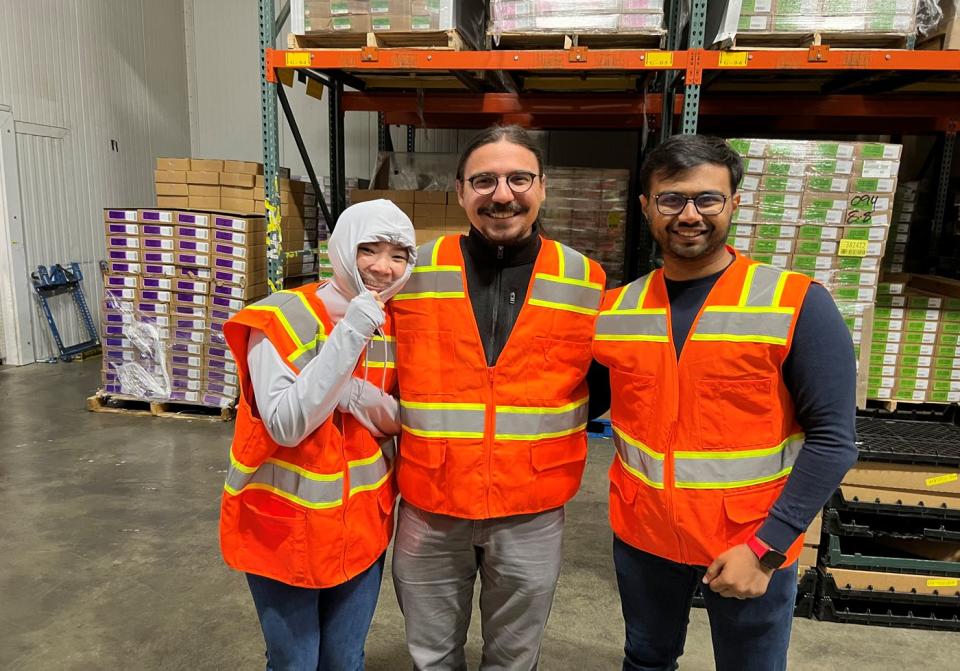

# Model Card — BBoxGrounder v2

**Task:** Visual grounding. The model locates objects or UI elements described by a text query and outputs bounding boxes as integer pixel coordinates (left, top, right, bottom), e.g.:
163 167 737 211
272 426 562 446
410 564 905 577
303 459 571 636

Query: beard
655 220 728 260
474 201 534 244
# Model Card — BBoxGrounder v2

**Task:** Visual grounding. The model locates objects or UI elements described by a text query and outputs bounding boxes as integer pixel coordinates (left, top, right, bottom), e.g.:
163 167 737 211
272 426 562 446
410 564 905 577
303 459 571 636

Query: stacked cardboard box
350 188 470 244
727 139 901 368
883 181 921 274
733 0 917 34
868 276 960 404
490 0 665 33
101 208 268 409
540 166 629 284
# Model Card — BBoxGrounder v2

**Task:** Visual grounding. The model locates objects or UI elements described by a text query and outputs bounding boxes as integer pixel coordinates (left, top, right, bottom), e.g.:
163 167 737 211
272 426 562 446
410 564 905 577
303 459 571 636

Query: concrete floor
2 359 958 670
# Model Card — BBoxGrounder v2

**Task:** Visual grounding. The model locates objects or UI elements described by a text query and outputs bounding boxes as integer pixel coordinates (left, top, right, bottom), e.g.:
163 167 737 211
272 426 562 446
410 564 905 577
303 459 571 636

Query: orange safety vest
219 283 398 588
593 249 811 566
391 235 606 519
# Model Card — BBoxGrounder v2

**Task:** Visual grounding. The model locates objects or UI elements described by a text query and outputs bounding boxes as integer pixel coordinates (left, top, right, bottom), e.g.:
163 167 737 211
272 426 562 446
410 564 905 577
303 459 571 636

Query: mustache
480 202 525 216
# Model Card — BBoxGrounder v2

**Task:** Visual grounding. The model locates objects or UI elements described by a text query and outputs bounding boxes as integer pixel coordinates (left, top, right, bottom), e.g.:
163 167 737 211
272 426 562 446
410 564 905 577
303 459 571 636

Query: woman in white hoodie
219 200 416 670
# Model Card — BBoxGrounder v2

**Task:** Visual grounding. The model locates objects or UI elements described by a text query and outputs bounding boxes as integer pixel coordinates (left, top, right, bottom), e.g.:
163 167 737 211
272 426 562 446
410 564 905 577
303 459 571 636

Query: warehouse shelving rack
258 0 960 291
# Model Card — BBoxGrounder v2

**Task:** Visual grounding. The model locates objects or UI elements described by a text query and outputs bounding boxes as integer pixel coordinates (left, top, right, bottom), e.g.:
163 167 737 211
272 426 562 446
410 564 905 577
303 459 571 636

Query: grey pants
392 500 565 671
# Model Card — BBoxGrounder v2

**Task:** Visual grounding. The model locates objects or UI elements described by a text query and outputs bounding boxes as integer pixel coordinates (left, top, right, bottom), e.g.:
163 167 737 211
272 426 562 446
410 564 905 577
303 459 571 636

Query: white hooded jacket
246 200 416 447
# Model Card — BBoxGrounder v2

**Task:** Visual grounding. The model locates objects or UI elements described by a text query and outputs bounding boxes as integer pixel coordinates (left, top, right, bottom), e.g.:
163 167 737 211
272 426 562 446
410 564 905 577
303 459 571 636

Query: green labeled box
756 224 797 239
933 368 960 381
874 307 905 320
904 320 939 334
900 355 933 368
795 240 837 256
898 367 932 380
940 322 960 336
904 331 937 345
798 225 840 240
906 308 941 322
753 238 794 254
928 390 960 403
765 161 806 177
792 254 832 271
806 176 849 193
932 379 960 392
837 256 879 272
852 177 896 193
872 319 903 333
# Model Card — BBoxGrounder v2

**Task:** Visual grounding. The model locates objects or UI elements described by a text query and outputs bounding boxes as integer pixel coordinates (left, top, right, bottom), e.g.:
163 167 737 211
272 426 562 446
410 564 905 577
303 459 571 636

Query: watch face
761 549 788 570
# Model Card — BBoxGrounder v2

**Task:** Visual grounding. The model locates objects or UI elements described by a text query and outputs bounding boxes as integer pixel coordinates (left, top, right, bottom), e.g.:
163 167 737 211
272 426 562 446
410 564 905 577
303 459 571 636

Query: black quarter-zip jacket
459 225 611 420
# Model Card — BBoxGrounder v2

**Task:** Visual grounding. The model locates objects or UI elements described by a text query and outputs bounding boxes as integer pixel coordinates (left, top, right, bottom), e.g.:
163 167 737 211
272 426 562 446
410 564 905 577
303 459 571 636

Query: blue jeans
613 536 797 671
245 554 385 671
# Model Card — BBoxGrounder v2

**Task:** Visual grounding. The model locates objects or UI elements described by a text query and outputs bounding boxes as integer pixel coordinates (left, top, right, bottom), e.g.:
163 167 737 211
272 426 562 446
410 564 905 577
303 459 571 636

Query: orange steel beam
341 92 653 114
698 48 960 71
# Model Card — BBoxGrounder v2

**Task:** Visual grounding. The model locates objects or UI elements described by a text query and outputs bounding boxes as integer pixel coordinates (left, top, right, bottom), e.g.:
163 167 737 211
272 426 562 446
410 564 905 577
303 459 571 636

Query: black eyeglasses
654 192 728 216
465 171 540 195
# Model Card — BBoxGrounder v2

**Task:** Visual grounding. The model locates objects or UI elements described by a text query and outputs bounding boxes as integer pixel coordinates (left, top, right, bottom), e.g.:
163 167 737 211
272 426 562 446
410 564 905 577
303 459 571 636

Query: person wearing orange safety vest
594 135 858 671
219 200 416 670
390 125 610 670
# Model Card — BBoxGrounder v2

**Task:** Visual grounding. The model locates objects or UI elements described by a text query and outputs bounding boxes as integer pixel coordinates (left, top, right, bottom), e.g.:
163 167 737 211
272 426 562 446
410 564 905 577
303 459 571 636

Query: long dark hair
456 125 544 181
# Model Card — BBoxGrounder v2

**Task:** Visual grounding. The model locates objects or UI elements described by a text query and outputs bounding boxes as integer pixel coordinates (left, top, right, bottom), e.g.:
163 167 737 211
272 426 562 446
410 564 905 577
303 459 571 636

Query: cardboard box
188 184 220 198
155 170 187 184
138 209 175 224
157 196 189 209
221 197 257 214
106 235 139 250
176 239 210 254
176 252 211 267
211 282 267 301
414 190 448 205
141 263 176 277
188 196 221 210
221 172 257 188
141 277 173 291
105 221 139 237
176 225 211 241
105 275 138 290
221 186 255 200
141 239 175 254
190 159 224 173
156 182 189 197
222 160 261 174
212 267 267 287
186 171 220 186
156 157 191 171
212 254 266 274
143 251 176 265
212 242 265 260
413 203 446 226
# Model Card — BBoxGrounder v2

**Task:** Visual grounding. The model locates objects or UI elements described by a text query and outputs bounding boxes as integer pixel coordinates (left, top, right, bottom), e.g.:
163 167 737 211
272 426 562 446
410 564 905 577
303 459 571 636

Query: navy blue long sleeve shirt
665 271 859 553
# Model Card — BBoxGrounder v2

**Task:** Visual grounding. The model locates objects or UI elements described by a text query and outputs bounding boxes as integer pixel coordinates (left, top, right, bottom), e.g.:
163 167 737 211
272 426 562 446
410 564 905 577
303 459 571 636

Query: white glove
342 291 385 339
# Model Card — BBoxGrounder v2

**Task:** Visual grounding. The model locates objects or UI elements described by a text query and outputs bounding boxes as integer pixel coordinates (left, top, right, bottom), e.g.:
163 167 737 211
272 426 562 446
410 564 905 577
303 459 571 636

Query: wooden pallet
288 29 471 50
87 391 235 422
863 397 955 413
490 30 666 50
731 31 913 50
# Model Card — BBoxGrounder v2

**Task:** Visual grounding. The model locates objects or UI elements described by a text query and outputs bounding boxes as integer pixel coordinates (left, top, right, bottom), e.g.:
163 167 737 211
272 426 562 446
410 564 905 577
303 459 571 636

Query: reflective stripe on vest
529 241 603 315
224 448 392 508
690 264 798 346
246 290 327 369
393 237 465 301
613 427 665 489
400 397 589 441
613 429 804 491
364 335 396 369
596 273 668 342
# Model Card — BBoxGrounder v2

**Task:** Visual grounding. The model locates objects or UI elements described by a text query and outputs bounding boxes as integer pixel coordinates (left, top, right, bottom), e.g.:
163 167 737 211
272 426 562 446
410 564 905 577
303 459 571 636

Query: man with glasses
593 134 858 670
390 125 609 669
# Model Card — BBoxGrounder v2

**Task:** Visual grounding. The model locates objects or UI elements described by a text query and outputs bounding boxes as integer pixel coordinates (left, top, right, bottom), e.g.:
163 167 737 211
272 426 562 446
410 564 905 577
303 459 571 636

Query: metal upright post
681 0 708 135
406 125 416 152
259 0 283 293
930 127 957 271
328 80 346 222
660 0 685 143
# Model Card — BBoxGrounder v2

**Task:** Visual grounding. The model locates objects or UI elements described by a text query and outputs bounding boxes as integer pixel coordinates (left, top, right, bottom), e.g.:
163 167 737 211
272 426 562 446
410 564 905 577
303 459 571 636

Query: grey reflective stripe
745 264 786 307
609 272 653 312
495 399 589 439
418 238 441 263
225 460 343 508
365 336 396 367
595 311 668 339
395 267 463 297
693 310 793 342
674 436 804 489
400 403 486 437
291 341 324 370
557 242 588 281
530 277 602 312
613 430 664 488
247 290 324 368
348 454 390 492
379 436 397 463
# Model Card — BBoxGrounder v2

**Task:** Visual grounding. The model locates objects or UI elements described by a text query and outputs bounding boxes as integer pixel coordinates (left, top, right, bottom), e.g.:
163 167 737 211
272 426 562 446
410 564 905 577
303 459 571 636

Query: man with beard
593 134 858 671
389 125 609 669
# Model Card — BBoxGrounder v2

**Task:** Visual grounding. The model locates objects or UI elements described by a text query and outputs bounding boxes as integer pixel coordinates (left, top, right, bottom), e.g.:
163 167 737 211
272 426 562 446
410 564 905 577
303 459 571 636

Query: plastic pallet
854 415 960 468
822 534 960 577
824 506 960 543
817 596 960 631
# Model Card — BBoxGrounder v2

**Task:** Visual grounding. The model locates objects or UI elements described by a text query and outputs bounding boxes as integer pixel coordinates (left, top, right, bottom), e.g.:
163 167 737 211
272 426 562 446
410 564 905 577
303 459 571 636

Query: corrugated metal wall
0 0 191 363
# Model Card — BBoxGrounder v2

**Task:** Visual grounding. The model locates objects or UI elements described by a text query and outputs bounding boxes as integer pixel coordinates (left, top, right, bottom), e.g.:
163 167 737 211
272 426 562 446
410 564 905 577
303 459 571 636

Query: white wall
0 0 191 364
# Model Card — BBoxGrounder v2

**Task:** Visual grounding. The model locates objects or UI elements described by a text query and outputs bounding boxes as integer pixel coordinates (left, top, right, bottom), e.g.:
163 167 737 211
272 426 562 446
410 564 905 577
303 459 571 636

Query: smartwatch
746 535 787 570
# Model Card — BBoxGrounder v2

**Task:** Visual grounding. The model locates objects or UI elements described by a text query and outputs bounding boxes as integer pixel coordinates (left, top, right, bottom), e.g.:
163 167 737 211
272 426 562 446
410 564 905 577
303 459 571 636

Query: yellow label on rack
285 52 312 67
925 473 959 487
838 238 868 257
926 578 959 587
645 52 674 68
718 52 749 67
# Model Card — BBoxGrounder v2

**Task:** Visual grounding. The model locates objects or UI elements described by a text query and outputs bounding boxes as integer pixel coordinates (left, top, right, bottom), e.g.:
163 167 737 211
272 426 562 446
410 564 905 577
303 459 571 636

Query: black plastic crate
821 570 960 607
855 415 960 468
824 506 960 543
832 489 960 522
818 595 960 631
822 534 960 577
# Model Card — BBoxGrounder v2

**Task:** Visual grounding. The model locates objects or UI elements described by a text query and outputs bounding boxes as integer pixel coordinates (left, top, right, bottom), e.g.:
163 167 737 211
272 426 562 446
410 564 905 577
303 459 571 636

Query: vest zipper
485 367 496 518
663 420 686 564
488 248 504 365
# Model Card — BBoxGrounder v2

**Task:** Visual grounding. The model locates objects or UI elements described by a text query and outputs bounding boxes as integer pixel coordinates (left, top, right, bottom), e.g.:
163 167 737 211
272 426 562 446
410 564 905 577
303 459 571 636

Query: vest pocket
525 336 593 400
530 435 587 472
610 369 657 438
609 463 639 505
237 491 307 581
695 377 776 450
397 330 455 395
399 438 447 469
721 481 783 542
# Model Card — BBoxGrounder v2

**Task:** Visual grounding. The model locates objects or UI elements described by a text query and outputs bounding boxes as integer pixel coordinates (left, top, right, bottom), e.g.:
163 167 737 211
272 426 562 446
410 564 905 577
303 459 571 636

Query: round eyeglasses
654 192 728 216
466 171 540 196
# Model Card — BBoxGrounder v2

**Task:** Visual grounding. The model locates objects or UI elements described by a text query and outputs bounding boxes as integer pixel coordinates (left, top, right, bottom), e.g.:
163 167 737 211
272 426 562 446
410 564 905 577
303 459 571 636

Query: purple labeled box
105 222 139 235
102 370 118 383
107 236 139 249
209 308 232 322
174 329 205 344
214 229 246 245
102 299 133 315
211 284 254 301
206 370 239 386
176 292 207 307
172 378 202 392
214 242 254 258
102 325 125 337
202 392 235 408
104 337 132 349
172 354 203 368
175 318 206 330
108 249 139 262
104 349 136 363
208 358 238 374
208 331 227 346
139 290 171 303
172 366 202 380
172 304 207 318
144 251 175 264
214 215 264 232
212 295 244 312
143 264 176 277
212 269 250 285
171 342 203 356
104 288 135 301
177 239 210 253
177 212 210 227
138 302 169 315
141 277 173 291
143 238 175 251
105 275 137 289
138 209 173 223
174 279 208 294
214 257 246 272
178 266 212 280
205 382 238 397
176 225 210 240
139 313 170 327
176 253 210 267
102 313 131 325
105 209 138 222
141 224 174 237
103 384 124 395
169 390 200 403
206 345 234 361
109 262 140 275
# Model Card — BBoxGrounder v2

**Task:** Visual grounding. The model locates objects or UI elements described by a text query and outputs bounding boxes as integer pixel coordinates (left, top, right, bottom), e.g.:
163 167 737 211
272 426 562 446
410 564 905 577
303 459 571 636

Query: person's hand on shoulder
343 290 385 338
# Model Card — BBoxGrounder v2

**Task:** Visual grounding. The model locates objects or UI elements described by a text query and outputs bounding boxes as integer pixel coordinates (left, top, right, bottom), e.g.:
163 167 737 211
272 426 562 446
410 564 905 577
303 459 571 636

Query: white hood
326 199 417 303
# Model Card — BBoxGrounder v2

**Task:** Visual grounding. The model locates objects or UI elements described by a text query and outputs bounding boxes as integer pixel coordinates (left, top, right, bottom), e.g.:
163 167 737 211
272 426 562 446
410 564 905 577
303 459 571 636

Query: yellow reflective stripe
534 273 603 291
674 433 803 461
689 333 787 345
554 240 565 277
227 482 344 510
291 290 324 330
393 291 465 301
348 450 385 468
288 334 327 364
401 400 486 411
637 273 654 308
349 465 393 495
497 397 587 415
413 264 460 273
675 467 793 490
265 457 342 481
580 253 590 282
432 236 444 265
738 264 759 307
595 333 669 342
402 426 484 439
247 304 300 345
364 361 395 369
601 307 667 316
614 426 664 461
495 424 586 441
772 270 791 307
616 452 665 490
528 298 599 315
702 306 794 315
